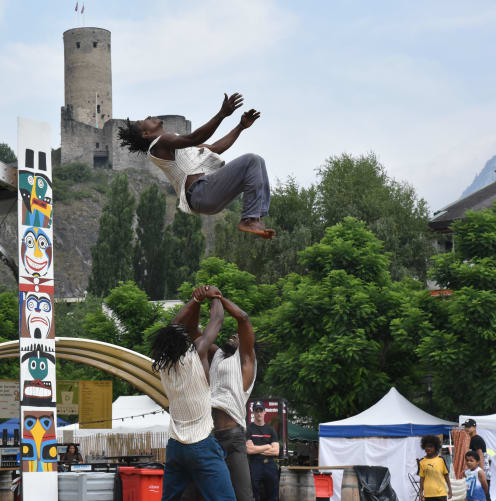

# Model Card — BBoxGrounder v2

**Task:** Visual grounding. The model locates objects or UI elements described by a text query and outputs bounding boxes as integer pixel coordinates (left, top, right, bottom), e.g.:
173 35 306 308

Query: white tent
58 395 170 437
459 414 496 500
319 387 455 501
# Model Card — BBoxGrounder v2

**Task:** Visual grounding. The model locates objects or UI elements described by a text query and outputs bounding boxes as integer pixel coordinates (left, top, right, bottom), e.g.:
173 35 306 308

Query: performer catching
151 286 236 501
193 286 257 501
118 93 274 239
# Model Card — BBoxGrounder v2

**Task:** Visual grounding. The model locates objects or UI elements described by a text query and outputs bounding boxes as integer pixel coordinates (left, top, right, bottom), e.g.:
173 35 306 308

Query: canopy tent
58 395 170 437
319 387 455 501
459 414 496 500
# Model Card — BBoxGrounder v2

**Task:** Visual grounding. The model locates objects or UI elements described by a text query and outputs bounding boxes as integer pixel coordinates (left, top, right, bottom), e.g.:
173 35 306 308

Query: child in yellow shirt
419 435 452 501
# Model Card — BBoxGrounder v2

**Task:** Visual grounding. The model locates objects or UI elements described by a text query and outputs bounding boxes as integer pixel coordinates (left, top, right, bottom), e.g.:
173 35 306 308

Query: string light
64 409 167 427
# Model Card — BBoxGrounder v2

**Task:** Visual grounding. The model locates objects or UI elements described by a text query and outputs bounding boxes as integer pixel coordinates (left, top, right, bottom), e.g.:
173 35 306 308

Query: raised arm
220 297 256 389
194 291 224 380
200 109 260 155
150 93 243 152
172 298 202 341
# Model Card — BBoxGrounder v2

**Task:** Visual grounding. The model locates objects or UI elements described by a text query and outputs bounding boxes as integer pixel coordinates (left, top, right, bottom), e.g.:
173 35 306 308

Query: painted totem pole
17 118 58 498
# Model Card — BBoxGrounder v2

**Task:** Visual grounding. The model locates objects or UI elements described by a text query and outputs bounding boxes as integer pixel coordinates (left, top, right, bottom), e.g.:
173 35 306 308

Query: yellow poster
79 380 112 429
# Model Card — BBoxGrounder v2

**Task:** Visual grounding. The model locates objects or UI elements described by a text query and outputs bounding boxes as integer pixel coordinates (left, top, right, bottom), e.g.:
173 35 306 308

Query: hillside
0 167 219 297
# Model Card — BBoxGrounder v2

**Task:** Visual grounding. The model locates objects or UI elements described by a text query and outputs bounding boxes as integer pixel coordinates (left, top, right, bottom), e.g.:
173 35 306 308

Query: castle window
108 44 110 50
96 142 100 149
76 42 80 48
93 42 98 48
25 149 34 168
97 104 101 113
101 114 105 119
38 152 47 171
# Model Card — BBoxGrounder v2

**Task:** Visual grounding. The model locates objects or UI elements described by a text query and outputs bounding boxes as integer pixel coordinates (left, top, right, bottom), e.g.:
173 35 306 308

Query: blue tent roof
319 388 455 438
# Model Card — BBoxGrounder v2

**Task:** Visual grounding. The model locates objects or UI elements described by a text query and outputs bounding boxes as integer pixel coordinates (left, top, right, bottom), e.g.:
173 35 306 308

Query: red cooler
119 466 164 501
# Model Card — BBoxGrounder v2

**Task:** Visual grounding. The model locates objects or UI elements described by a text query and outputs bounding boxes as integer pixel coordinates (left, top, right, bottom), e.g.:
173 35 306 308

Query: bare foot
238 218 275 239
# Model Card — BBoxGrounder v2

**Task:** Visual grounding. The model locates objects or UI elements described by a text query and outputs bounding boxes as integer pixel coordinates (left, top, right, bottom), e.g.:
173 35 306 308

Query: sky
1 0 496 213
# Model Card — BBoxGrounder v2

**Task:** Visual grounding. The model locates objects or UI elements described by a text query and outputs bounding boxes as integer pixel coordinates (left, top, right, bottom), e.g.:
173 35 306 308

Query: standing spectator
465 451 489 501
464 419 491 501
418 435 452 501
246 402 279 501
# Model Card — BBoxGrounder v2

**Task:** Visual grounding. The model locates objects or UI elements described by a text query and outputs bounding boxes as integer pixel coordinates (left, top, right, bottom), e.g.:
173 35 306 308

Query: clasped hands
192 285 222 303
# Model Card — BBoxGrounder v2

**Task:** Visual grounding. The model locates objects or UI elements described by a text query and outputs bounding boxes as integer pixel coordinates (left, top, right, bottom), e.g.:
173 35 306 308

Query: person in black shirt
246 401 279 501
464 418 491 501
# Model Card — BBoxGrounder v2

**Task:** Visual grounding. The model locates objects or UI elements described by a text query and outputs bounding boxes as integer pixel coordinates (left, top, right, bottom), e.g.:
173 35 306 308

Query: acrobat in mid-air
118 93 275 239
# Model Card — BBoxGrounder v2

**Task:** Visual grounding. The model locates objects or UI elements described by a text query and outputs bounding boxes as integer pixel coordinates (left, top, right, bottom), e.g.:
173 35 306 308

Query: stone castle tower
63 27 112 128
61 26 191 174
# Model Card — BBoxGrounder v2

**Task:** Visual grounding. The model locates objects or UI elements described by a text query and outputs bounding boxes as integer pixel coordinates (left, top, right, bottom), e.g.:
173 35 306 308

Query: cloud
104 0 295 86
0 42 63 106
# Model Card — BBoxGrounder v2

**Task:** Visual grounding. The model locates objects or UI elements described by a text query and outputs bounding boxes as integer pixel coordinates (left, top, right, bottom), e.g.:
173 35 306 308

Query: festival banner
56 381 79 415
79 380 112 429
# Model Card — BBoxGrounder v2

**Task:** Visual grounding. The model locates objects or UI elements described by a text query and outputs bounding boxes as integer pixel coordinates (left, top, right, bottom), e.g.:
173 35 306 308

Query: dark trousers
188 153 271 219
181 427 254 501
249 460 279 501
162 436 236 501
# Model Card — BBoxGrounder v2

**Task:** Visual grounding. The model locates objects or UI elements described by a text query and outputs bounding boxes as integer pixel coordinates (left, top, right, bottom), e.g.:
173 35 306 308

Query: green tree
88 173 135 296
0 291 18 342
134 185 167 299
214 178 320 283
261 217 423 423
0 143 16 164
104 281 164 351
316 153 433 281
163 208 205 298
0 291 19 379
411 204 496 417
143 257 279 370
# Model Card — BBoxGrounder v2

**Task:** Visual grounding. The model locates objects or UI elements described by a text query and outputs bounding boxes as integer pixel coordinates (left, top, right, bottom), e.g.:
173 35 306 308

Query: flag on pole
81 4 85 14
75 2 78 12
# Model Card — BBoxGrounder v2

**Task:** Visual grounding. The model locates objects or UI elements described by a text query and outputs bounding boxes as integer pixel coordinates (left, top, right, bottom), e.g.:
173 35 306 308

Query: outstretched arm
151 93 243 152
200 109 260 155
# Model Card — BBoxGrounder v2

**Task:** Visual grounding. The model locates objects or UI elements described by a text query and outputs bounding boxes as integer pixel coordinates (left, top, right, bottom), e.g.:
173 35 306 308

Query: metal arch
0 337 168 409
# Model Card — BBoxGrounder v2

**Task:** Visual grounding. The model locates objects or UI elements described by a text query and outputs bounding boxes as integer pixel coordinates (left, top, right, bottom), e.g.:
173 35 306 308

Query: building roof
429 181 496 231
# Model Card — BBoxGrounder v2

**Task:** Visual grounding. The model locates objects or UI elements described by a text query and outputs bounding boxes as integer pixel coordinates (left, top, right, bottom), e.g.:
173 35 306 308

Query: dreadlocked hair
117 118 150 154
150 323 195 374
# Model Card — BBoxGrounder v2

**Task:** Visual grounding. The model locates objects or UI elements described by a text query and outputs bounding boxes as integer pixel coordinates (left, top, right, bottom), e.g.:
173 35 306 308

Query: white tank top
147 137 225 214
160 347 213 444
210 348 257 428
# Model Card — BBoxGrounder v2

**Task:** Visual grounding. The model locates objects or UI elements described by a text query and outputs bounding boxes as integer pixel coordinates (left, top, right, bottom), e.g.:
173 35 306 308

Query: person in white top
150 285 236 501
183 287 257 501
118 92 275 239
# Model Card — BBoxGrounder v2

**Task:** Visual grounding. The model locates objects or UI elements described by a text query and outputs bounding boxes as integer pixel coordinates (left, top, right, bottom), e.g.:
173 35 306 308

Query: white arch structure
0 337 168 409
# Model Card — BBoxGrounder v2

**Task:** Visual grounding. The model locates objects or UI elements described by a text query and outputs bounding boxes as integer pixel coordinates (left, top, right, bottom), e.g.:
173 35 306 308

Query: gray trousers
188 153 270 220
181 427 254 501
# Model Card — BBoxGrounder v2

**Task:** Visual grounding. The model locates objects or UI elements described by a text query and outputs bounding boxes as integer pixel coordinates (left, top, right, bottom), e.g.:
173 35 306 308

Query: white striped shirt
210 348 257 428
160 347 213 444
148 136 225 214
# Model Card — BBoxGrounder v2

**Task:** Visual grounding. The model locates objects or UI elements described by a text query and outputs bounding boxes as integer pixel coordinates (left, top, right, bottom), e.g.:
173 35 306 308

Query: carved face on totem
21 227 52 276
24 292 52 339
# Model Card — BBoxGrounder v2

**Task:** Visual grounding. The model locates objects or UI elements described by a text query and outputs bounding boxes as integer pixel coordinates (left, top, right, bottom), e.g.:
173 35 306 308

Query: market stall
319 387 455 501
